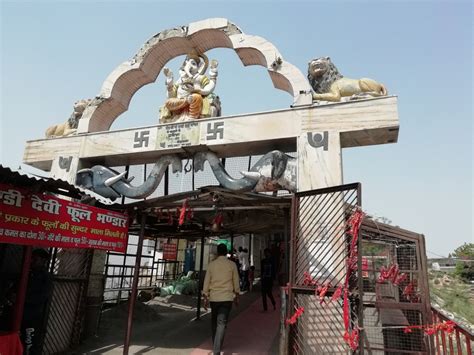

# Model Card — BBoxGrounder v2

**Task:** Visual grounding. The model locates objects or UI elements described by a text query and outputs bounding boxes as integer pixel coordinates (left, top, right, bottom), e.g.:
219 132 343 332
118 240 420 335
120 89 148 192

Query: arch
77 18 312 133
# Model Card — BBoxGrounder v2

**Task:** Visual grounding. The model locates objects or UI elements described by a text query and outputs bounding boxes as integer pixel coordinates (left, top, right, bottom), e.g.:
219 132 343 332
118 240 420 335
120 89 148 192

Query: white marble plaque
156 122 200 149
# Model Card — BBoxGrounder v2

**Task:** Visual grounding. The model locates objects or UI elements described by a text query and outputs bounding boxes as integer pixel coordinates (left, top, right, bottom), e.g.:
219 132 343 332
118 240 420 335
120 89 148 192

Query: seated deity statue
159 51 221 123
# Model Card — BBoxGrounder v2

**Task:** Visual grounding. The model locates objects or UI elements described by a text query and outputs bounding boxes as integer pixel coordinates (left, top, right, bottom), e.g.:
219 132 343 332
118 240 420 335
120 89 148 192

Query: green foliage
362 242 386 256
452 243 474 259
429 272 474 324
455 262 474 281
451 242 474 281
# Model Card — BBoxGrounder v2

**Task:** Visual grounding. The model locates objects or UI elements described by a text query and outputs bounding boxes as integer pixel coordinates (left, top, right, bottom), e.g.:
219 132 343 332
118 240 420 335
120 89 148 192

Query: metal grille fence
359 218 432 354
43 248 92 354
288 183 362 354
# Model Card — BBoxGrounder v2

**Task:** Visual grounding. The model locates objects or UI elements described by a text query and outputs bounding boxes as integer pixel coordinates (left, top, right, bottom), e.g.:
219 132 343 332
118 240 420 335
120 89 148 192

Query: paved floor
191 297 280 355
74 287 281 354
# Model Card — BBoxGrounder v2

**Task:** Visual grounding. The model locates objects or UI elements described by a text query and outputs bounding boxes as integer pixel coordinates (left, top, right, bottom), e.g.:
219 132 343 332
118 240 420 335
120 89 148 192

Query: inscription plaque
156 122 200 149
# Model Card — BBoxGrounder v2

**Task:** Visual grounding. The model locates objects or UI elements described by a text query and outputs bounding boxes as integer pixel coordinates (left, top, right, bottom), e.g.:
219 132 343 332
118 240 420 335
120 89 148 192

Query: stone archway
77 18 312 134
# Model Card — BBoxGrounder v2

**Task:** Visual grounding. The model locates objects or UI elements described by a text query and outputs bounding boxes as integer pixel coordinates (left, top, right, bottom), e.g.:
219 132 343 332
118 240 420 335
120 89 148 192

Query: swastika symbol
307 131 329 151
206 122 224 140
134 130 150 148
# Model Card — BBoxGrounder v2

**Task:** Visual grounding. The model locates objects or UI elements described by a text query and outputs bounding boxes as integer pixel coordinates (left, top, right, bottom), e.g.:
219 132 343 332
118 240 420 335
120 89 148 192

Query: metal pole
196 225 206 320
164 167 169 196
230 233 234 254
12 246 32 331
356 184 365 355
49 247 58 274
283 208 290 284
123 213 146 355
151 239 158 286
118 250 128 304
248 233 252 266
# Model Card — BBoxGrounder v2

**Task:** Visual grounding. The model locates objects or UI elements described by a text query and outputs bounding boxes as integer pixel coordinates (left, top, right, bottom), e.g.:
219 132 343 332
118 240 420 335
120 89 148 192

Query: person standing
203 244 240 355
260 248 276 311
238 247 250 291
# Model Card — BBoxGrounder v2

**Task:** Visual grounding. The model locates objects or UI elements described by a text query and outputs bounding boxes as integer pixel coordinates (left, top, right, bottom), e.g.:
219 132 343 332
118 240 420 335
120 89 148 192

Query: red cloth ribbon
303 272 318 286
212 212 224 226
402 320 456 336
316 283 329 304
343 328 360 351
340 208 364 350
178 199 188 226
377 263 408 287
285 307 304 325
330 285 343 303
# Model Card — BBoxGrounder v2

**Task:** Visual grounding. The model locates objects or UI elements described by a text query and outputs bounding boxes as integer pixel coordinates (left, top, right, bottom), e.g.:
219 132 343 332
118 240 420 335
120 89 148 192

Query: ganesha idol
159 51 221 123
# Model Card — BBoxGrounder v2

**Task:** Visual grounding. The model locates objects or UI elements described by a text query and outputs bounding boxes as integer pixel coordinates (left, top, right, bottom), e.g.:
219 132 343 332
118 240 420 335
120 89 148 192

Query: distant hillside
429 270 474 331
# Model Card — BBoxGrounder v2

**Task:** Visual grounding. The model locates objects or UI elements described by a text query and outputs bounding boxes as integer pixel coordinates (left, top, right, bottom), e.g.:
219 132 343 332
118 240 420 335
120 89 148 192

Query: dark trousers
261 279 275 311
210 301 232 355
240 270 249 291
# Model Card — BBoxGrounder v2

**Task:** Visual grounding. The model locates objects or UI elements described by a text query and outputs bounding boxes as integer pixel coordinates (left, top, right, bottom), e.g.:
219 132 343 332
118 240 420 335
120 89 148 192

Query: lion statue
308 57 387 102
45 99 92 138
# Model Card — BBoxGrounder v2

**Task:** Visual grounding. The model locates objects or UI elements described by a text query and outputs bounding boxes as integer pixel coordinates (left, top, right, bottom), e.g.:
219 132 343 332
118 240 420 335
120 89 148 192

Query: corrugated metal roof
124 186 292 239
0 165 115 205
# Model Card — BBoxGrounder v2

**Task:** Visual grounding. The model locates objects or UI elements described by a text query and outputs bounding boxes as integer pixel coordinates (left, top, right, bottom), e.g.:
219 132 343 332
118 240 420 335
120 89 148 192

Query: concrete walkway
74 287 281 354
191 297 280 355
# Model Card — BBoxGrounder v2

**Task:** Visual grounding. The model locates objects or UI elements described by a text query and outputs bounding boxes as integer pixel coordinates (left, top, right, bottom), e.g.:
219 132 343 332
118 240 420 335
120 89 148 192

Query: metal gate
43 248 92 354
288 183 362 354
287 183 433 354
360 219 432 354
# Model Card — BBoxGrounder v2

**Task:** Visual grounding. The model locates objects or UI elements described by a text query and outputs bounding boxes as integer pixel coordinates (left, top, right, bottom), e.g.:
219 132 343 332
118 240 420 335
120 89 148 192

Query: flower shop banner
0 183 128 253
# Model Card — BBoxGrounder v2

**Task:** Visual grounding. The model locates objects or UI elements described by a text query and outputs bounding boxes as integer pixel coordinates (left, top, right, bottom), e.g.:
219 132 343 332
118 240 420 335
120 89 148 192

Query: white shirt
239 251 250 271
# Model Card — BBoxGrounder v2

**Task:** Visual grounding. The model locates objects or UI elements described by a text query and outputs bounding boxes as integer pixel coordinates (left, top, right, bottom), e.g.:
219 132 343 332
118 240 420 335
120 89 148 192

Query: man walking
203 244 240 355
261 248 276 311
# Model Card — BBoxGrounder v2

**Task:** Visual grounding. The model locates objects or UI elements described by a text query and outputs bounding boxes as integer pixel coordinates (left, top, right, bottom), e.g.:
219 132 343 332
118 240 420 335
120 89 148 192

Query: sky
1 1 472 257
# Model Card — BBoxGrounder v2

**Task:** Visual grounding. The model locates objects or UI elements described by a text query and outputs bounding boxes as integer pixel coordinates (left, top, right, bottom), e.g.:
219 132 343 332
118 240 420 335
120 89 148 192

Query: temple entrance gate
22 18 400 354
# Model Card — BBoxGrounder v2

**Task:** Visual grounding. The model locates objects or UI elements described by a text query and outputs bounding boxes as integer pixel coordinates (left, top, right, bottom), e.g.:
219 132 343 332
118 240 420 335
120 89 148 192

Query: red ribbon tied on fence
377 263 408 286
303 272 318 287
316 283 329 304
285 307 304 326
347 208 364 239
330 285 343 303
402 320 456 336
343 328 360 351
341 208 365 351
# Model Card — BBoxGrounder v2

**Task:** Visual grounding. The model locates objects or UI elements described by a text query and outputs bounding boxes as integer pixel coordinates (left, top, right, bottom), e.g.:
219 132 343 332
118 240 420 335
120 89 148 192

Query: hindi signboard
0 183 128 253
162 243 177 260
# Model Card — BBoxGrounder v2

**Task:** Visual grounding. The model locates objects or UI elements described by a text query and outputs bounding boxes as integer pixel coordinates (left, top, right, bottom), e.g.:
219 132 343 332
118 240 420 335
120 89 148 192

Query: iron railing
431 306 473 355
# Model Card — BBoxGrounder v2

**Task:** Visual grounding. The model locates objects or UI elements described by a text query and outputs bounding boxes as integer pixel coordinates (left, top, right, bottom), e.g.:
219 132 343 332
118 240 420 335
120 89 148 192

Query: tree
452 243 474 282
452 243 474 260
